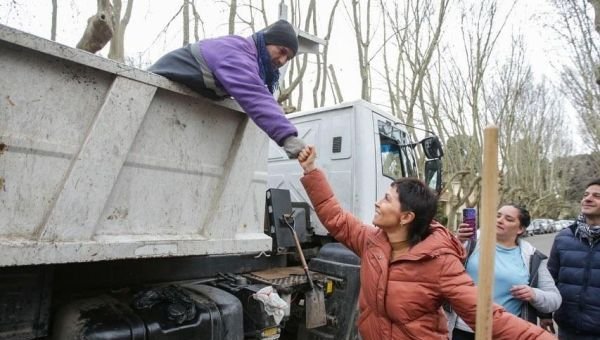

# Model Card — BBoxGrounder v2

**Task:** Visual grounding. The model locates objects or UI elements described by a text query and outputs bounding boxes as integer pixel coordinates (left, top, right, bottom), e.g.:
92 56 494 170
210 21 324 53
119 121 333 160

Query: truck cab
268 100 443 236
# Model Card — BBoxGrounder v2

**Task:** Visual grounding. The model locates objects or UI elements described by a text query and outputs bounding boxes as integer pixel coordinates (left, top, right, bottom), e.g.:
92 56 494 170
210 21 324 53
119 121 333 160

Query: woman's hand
297 145 317 174
539 318 556 334
456 223 474 242
510 285 536 302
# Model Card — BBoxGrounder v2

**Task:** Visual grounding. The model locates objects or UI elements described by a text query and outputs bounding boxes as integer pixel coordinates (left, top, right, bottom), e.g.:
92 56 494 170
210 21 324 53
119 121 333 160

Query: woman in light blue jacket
448 204 561 340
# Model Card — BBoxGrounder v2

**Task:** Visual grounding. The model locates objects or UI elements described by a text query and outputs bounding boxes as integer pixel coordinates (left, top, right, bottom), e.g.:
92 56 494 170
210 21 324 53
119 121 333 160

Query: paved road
523 232 558 255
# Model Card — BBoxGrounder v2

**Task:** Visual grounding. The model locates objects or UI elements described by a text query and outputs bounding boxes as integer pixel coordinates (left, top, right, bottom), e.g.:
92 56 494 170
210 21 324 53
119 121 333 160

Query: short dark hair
503 204 531 228
391 178 438 246
586 178 600 188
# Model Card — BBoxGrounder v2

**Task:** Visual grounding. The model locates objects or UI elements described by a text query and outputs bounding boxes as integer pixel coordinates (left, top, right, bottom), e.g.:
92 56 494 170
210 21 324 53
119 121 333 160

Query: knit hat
262 20 298 57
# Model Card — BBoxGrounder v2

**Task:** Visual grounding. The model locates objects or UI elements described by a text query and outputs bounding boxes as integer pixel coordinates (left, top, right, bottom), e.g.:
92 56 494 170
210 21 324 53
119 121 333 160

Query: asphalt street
523 232 558 256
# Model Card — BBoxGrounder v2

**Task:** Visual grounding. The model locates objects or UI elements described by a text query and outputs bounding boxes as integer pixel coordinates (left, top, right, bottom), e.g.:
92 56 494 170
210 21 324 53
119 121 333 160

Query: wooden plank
475 125 499 340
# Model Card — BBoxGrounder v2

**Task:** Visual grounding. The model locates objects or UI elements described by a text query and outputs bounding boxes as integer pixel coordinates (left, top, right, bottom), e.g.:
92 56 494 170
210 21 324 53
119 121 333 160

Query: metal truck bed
0 25 271 266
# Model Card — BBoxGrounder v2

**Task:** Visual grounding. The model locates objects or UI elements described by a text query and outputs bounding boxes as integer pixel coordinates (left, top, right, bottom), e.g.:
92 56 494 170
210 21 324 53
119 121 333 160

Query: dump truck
0 24 443 340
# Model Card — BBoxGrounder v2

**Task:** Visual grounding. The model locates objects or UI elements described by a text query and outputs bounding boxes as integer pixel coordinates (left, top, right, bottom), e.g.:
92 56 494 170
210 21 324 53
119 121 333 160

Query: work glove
283 136 306 159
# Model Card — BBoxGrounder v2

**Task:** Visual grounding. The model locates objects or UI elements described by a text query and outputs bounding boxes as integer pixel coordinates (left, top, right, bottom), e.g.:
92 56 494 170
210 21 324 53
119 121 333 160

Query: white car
554 220 574 232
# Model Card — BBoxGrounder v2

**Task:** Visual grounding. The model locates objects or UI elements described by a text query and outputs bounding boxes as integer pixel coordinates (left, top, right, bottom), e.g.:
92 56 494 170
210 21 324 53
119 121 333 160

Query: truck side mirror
425 159 443 193
421 136 444 159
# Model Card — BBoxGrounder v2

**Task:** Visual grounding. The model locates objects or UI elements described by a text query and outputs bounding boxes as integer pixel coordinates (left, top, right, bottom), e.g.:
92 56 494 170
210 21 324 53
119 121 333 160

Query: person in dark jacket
148 20 305 158
542 178 600 339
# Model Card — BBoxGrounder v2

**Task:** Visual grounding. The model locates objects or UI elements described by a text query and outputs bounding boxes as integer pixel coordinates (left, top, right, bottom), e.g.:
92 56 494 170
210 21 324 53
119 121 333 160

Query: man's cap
262 20 298 57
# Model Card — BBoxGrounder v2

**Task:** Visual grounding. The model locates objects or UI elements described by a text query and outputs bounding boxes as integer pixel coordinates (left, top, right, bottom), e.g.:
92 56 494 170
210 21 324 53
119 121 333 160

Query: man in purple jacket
149 20 305 158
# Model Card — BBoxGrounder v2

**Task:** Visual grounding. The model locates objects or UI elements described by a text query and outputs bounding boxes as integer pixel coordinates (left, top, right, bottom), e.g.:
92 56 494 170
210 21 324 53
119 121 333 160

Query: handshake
282 136 306 159
282 136 317 173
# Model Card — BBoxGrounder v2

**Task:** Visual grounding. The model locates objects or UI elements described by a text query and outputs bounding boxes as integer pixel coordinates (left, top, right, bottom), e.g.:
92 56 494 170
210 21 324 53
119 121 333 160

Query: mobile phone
462 208 477 240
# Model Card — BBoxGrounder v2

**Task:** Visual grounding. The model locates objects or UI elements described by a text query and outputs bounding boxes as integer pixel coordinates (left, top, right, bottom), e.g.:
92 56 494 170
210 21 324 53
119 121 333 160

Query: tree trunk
351 0 372 101
277 0 315 105
76 0 114 54
318 0 341 107
328 65 344 103
228 0 237 34
183 0 190 45
108 0 134 62
191 1 203 41
51 0 57 41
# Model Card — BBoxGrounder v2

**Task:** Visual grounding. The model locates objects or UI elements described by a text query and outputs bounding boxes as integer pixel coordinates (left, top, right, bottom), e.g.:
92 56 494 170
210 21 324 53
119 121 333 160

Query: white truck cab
268 100 443 236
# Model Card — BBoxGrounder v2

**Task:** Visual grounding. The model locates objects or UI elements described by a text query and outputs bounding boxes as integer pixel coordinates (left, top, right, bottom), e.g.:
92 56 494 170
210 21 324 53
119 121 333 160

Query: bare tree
51 0 57 41
306 0 341 107
551 0 600 169
183 0 190 45
379 0 449 140
488 58 571 216
107 0 134 62
348 0 378 101
427 0 522 227
328 64 344 104
277 0 315 109
76 0 115 54
190 1 204 41
228 0 237 34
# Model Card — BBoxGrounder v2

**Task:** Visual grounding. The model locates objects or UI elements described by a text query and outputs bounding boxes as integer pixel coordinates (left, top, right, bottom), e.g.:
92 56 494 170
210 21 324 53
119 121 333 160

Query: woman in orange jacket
297 145 553 340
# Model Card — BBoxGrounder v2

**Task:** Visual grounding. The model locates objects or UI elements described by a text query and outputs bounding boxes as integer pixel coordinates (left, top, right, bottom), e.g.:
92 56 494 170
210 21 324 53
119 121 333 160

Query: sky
0 0 585 151
0 0 563 95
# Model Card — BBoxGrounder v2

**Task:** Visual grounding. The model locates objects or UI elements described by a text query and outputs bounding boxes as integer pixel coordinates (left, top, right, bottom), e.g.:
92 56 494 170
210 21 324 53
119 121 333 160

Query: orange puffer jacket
301 169 554 340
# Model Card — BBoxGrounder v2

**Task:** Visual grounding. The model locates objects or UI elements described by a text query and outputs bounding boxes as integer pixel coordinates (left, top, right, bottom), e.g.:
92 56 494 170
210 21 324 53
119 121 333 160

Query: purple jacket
197 36 297 146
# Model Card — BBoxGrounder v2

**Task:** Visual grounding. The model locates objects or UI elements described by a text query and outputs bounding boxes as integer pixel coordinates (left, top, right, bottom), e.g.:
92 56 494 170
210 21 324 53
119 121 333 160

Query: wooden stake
475 125 499 340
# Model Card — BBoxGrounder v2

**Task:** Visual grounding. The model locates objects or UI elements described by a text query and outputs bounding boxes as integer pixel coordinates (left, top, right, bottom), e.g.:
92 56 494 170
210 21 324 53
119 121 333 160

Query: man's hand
297 145 317 174
539 318 556 334
510 285 536 302
283 136 306 159
456 223 475 242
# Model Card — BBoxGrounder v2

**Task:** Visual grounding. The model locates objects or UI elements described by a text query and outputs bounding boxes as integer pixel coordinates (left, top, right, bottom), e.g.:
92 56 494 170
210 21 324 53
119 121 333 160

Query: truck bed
0 25 271 266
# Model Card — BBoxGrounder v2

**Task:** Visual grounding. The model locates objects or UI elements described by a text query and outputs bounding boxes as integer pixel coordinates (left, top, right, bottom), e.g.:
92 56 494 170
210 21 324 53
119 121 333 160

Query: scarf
253 32 280 94
574 213 600 247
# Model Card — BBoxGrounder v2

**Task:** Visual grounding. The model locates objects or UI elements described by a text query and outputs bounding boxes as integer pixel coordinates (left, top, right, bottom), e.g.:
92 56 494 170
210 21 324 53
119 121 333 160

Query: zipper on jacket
581 244 597 302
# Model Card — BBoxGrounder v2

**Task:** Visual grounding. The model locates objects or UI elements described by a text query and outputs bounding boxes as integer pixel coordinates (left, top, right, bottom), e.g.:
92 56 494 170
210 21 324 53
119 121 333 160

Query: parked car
525 224 536 237
530 219 545 235
554 219 574 232
543 219 556 233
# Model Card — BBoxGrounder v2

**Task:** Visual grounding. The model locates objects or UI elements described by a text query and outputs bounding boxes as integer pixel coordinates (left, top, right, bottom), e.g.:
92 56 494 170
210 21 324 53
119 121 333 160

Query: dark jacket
548 223 600 336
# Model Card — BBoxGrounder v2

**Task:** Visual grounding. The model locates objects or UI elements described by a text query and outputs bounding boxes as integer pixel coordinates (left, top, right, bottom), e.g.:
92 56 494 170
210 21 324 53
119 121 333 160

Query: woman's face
373 186 404 230
496 205 524 241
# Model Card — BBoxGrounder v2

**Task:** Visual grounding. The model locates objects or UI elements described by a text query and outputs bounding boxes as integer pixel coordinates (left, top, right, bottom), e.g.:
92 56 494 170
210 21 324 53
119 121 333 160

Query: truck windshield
378 121 418 179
